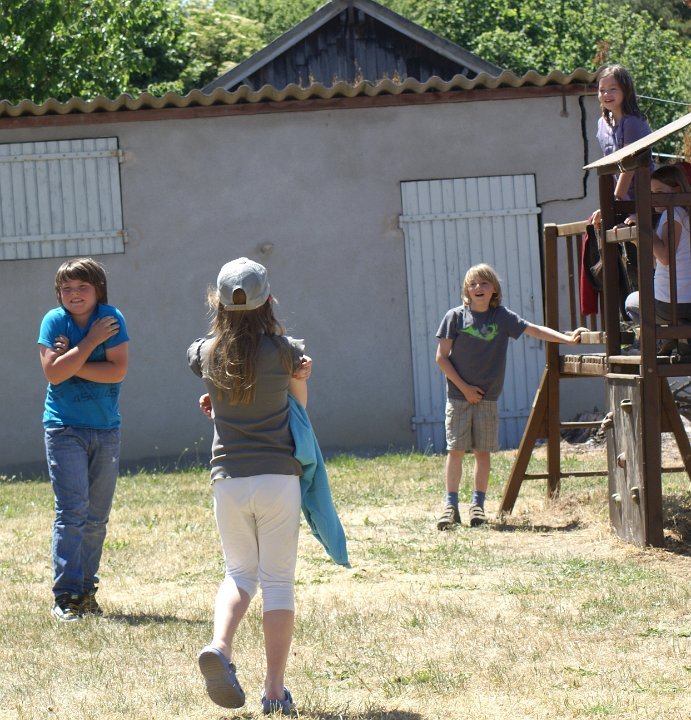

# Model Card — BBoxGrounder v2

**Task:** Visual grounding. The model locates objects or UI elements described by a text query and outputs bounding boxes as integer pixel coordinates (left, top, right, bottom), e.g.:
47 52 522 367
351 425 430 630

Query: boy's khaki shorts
445 397 499 452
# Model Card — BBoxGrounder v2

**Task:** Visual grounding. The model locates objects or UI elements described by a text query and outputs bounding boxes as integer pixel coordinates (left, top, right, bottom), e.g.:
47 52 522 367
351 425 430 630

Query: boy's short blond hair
462 263 502 308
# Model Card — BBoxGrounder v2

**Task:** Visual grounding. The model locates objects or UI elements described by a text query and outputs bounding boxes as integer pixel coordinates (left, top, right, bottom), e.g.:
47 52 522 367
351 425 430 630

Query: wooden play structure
498 112 691 547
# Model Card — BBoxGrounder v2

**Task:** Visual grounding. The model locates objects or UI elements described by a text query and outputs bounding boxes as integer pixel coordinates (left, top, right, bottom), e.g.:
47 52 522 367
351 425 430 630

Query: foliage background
0 1 689 145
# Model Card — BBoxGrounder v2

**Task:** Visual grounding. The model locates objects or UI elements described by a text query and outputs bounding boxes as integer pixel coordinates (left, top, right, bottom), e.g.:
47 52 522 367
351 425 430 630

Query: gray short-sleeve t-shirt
436 305 528 401
188 334 304 478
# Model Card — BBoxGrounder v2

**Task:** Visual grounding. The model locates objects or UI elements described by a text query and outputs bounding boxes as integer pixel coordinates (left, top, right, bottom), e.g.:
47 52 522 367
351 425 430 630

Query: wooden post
544 224 561 498
499 369 549 514
634 159 664 546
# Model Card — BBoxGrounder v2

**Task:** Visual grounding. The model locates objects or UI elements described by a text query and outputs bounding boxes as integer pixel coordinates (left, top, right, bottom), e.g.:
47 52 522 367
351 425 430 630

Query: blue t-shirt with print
38 303 129 429
436 304 528 401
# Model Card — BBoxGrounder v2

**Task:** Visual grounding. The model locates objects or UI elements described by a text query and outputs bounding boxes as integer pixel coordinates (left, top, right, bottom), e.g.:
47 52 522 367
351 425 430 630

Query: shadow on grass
663 496 691 556
105 612 208 626
298 713 423 720
491 520 582 533
214 712 422 720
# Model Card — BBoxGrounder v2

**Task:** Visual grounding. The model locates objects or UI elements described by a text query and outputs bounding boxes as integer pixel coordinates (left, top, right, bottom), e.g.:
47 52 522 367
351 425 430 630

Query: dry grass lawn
0 442 689 719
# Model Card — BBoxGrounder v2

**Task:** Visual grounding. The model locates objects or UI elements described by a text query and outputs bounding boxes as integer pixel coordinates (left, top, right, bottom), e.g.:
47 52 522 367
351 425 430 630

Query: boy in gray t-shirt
435 263 584 530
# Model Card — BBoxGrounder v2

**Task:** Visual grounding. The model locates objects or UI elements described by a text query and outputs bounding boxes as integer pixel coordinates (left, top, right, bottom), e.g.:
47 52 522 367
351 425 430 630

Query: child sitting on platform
624 165 691 347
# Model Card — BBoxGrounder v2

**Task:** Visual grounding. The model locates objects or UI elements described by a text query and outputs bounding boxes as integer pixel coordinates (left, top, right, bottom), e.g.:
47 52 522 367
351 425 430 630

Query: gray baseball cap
217 257 270 310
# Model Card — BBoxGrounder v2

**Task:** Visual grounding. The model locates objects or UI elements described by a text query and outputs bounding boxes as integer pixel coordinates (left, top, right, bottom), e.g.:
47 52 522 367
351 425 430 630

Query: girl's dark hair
652 165 691 226
54 257 108 305
651 164 691 194
206 288 294 404
596 64 645 125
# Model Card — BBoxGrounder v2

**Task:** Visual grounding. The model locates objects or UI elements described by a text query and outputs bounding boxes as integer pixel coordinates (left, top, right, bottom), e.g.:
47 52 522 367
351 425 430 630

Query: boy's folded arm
39 336 101 384
74 343 129 383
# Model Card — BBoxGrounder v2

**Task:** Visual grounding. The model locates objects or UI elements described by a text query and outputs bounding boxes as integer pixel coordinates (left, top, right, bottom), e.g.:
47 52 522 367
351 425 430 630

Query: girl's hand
293 355 312 380
52 335 71 355
86 316 120 345
199 393 213 419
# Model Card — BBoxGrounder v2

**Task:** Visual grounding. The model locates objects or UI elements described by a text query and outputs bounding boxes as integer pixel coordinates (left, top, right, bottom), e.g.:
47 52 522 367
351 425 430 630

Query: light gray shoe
198 645 245 708
262 687 295 715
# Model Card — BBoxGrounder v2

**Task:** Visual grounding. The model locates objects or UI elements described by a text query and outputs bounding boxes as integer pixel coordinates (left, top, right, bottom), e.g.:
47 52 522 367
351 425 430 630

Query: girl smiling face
598 76 624 120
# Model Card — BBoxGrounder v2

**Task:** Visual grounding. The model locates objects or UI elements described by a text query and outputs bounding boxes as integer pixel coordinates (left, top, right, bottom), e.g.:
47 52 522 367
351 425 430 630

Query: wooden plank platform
560 354 607 376
579 329 636 345
560 352 691 375
605 225 638 244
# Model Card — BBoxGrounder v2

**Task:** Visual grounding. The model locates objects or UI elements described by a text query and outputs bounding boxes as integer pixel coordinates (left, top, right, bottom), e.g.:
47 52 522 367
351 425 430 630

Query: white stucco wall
0 91 603 474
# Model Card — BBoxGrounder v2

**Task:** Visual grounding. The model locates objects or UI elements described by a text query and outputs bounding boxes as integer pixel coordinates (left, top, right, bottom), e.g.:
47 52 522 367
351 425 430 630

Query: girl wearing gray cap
188 257 310 715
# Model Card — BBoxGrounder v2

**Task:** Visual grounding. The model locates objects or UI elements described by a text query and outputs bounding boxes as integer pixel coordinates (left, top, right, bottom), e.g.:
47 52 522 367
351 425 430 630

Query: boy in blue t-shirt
38 258 129 620
435 263 584 529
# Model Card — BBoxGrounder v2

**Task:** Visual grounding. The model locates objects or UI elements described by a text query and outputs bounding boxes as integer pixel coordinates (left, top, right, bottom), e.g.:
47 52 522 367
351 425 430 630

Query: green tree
420 0 690 142
0 0 187 103
178 0 264 92
225 0 321 44
606 0 691 36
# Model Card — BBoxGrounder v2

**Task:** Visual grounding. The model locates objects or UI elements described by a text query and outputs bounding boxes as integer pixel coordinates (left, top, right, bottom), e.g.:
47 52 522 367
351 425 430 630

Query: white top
655 207 691 303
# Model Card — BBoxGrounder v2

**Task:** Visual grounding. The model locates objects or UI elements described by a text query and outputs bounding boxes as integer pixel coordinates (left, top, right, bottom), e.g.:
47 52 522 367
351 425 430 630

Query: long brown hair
652 164 691 226
596 65 645 126
651 164 691 194
206 288 293 404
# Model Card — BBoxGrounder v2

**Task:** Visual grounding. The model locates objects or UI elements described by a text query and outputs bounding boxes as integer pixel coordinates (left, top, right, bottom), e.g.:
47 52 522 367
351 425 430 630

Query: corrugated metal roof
0 69 595 120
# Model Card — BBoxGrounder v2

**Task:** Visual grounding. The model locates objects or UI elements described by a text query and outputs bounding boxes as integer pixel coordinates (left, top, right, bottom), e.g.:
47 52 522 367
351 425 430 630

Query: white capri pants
212 472 301 612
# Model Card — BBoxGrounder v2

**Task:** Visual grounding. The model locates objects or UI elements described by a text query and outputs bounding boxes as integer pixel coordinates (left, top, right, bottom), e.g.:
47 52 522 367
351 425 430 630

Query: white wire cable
639 95 691 107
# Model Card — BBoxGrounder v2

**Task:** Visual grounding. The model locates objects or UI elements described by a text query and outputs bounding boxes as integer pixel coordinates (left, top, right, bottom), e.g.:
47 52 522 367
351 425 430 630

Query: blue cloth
38 304 129 428
288 396 350 568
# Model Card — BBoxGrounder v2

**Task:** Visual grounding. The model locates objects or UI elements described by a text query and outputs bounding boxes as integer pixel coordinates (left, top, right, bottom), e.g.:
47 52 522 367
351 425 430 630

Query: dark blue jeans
45 426 120 597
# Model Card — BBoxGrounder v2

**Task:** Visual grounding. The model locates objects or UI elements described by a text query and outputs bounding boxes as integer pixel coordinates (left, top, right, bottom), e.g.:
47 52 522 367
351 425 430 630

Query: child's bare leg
437 451 464 529
472 450 491 494
445 450 464 493
263 609 294 701
212 579 251 660
198 579 249 708
469 450 491 526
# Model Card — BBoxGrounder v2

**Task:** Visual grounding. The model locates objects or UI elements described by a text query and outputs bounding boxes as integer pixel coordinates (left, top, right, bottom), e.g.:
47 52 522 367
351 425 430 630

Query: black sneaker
436 504 461 530
468 504 487 527
80 590 103 617
51 593 82 622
